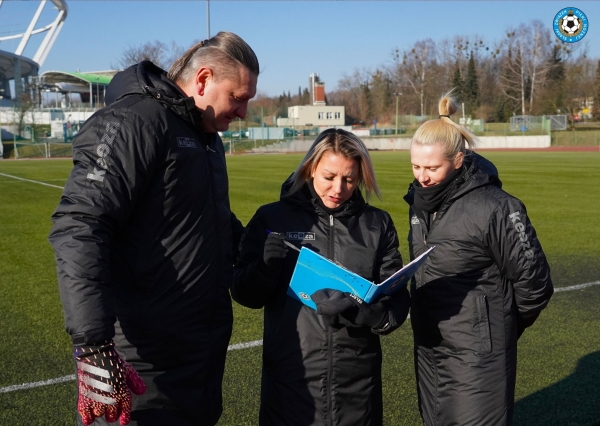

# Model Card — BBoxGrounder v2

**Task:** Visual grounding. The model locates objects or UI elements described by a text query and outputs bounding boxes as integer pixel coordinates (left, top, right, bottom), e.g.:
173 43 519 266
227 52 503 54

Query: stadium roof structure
0 0 68 67
0 0 68 103
40 70 115 90
39 70 117 107
0 51 39 81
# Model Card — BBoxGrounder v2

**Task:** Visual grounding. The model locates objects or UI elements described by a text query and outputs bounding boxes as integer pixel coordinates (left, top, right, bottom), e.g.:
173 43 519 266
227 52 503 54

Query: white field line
0 339 264 394
0 172 64 190
554 281 600 292
2 279 599 395
0 374 76 394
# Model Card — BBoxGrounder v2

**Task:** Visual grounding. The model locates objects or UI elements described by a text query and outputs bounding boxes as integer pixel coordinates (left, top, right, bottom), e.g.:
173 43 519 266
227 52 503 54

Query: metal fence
510 115 565 132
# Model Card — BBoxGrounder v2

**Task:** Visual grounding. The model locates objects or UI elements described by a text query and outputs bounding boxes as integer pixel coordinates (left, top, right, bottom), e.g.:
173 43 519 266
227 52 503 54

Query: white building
277 105 345 127
276 73 345 127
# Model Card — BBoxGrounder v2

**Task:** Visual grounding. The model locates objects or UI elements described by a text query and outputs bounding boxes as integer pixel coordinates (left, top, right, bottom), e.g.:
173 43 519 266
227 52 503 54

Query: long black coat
405 152 553 426
48 61 243 425
232 181 410 426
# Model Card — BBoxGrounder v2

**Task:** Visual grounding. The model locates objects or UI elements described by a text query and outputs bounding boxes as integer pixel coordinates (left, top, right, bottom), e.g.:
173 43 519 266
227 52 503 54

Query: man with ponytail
404 92 553 425
49 32 259 425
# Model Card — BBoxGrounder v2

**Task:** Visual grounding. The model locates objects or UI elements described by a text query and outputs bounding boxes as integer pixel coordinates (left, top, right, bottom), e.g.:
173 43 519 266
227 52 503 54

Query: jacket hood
458 151 502 193
279 174 366 218
105 60 199 120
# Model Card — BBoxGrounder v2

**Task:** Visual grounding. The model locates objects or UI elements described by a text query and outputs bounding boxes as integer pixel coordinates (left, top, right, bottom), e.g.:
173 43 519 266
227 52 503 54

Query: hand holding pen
266 230 300 252
262 231 290 270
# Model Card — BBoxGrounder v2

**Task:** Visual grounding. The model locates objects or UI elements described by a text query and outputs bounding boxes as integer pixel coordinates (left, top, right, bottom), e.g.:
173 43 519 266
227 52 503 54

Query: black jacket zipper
327 214 334 426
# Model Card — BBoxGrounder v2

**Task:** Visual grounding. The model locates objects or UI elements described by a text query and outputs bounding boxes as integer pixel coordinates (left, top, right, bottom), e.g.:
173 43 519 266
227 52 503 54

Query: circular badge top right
554 7 588 43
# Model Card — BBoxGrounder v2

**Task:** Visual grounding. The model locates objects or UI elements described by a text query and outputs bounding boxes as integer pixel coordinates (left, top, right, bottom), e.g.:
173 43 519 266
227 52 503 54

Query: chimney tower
309 73 326 106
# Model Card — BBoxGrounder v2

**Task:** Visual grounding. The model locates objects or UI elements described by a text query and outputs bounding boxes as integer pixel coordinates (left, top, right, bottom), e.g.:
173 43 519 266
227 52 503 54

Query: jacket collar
105 60 204 128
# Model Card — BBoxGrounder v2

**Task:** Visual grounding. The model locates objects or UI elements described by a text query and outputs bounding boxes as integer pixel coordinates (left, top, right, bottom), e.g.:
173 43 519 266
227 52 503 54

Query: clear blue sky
1 1 598 98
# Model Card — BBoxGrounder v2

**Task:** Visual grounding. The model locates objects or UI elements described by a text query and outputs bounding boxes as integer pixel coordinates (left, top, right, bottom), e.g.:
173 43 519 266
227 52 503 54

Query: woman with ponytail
404 92 553 425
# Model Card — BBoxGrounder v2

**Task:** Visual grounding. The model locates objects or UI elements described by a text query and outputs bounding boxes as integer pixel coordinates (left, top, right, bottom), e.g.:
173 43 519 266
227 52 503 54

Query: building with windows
277 105 345 128
276 73 345 128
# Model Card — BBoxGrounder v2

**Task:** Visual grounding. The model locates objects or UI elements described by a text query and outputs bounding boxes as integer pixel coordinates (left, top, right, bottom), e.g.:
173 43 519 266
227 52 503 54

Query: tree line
117 20 600 127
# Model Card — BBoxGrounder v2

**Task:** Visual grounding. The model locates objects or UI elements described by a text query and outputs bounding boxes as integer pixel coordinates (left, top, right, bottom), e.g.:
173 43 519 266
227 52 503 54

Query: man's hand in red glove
74 340 146 426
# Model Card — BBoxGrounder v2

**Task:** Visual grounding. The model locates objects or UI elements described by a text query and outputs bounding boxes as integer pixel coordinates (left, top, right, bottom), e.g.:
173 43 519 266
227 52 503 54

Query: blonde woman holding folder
232 128 410 426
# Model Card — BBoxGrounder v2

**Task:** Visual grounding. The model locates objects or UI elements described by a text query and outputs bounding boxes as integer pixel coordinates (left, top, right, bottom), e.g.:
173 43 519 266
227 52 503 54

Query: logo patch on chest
177 137 198 148
286 232 316 241
411 215 420 225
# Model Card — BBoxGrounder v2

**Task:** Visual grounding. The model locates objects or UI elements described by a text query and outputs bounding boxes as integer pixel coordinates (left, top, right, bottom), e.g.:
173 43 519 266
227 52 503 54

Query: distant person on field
403 91 554 426
232 128 411 426
48 31 258 426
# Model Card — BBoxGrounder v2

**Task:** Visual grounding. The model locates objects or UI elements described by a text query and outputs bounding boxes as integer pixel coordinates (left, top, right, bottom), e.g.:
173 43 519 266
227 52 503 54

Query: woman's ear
454 151 464 169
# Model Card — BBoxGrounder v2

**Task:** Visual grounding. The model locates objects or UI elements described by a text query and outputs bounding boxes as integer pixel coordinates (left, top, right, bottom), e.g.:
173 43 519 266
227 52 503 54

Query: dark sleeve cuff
371 316 392 335
71 325 115 346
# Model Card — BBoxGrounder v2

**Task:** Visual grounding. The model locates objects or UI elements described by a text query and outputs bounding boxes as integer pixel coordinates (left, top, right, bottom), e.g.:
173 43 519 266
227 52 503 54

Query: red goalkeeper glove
74 340 146 425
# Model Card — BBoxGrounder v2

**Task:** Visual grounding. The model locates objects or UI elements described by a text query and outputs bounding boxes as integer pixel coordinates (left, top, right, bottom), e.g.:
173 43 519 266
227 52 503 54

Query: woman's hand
311 289 389 329
262 232 289 269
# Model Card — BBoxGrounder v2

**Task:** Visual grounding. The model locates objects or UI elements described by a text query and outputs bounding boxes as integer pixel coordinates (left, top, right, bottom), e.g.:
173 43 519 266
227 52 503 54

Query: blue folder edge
287 246 435 310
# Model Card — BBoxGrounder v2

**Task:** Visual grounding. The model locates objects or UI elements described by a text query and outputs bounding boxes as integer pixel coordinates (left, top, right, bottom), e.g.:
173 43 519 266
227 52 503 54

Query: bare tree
499 31 528 115
498 22 556 115
525 21 554 114
112 40 185 70
438 35 492 74
593 59 600 121
369 69 393 122
247 19 599 128
329 69 372 124
394 39 437 116
562 53 596 129
15 93 34 139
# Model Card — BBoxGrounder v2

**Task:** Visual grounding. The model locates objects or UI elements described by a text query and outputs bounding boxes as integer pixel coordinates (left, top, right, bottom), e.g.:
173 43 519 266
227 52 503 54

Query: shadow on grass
514 351 600 426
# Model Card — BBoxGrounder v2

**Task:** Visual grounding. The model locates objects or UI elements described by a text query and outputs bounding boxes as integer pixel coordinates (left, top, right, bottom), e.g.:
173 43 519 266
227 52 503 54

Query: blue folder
287 246 435 310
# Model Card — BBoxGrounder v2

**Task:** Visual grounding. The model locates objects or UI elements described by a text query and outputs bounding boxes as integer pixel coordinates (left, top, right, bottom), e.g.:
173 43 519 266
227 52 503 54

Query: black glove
385 287 411 331
340 292 390 329
311 289 354 326
311 289 389 329
311 289 356 316
262 232 289 269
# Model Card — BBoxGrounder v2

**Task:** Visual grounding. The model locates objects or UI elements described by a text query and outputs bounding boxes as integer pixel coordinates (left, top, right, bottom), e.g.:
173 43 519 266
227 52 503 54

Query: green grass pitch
1 151 599 425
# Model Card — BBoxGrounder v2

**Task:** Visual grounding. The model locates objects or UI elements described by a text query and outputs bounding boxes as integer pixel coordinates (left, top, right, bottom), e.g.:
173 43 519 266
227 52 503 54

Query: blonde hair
412 90 478 160
167 31 259 85
287 128 381 201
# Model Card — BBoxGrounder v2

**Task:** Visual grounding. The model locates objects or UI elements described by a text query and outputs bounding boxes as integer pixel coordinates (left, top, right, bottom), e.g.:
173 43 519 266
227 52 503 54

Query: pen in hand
266 230 301 252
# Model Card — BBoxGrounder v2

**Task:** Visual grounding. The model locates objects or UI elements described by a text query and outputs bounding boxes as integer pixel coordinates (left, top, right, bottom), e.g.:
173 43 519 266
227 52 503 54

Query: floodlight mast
393 92 402 135
207 0 210 39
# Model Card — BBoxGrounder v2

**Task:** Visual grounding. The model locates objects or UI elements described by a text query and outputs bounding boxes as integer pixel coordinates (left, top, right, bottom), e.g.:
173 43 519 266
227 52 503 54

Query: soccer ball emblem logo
561 11 581 35
553 7 588 43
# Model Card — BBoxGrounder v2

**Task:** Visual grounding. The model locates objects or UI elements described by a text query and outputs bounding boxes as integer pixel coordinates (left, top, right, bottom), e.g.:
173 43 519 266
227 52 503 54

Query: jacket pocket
474 295 492 356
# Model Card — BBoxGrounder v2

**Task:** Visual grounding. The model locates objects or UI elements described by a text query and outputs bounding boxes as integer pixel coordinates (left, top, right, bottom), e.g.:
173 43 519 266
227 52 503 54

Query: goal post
13 141 47 159
47 142 73 158
12 141 72 159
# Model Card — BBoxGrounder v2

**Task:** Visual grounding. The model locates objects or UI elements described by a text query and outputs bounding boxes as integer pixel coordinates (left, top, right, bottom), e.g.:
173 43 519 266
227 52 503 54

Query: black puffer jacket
48 61 243 425
404 152 553 426
232 180 410 426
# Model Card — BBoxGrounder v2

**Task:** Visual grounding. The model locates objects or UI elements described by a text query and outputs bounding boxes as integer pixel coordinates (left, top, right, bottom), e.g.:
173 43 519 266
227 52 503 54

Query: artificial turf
0 151 599 425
